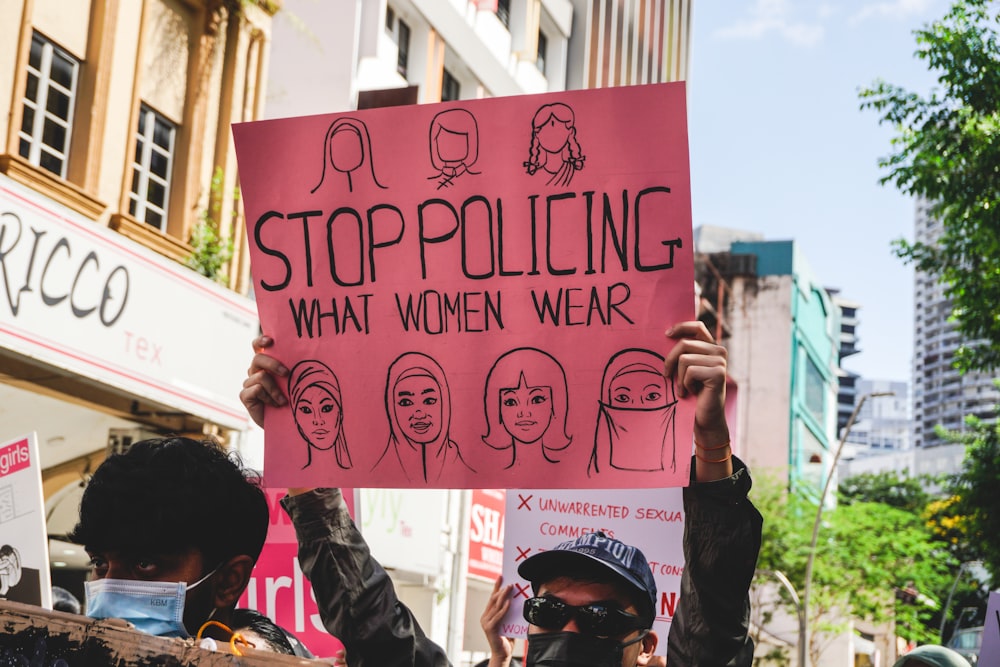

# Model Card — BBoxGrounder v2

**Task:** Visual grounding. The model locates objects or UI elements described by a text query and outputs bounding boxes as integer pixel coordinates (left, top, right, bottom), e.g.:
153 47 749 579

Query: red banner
468 489 505 580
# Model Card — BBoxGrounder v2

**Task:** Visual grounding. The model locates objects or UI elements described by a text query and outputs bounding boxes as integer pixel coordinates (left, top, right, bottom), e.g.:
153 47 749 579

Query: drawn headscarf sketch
288 360 352 470
588 348 678 476
482 348 571 469
311 117 387 194
375 352 474 483
428 108 480 189
524 103 585 187
0 545 22 596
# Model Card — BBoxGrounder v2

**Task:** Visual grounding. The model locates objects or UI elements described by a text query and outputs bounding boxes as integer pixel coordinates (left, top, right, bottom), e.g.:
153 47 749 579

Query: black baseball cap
518 532 657 625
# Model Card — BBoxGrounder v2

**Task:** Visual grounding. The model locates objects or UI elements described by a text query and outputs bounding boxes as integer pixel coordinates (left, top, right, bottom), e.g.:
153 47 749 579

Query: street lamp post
800 391 894 667
939 560 982 644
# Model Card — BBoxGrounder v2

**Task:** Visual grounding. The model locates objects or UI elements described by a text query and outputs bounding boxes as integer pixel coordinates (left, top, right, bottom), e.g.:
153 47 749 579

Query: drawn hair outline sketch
428 108 481 189
588 348 678 477
375 352 474 483
288 360 352 470
0 544 22 596
310 117 387 194
482 347 571 469
524 102 585 187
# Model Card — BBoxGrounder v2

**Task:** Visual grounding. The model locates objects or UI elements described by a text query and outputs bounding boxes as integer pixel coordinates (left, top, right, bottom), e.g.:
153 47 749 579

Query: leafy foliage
838 470 932 512
752 475 958 665
859 0 1000 371
946 414 1000 585
187 166 235 284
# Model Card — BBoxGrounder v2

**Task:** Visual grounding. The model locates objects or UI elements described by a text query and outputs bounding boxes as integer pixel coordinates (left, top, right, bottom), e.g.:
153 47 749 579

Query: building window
385 5 395 30
128 105 176 231
396 19 411 77
441 68 460 102
536 30 548 75
496 0 511 28
18 33 79 178
804 355 826 426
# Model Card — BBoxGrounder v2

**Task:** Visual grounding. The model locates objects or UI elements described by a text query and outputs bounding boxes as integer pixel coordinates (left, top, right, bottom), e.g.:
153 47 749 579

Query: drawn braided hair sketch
524 103 585 187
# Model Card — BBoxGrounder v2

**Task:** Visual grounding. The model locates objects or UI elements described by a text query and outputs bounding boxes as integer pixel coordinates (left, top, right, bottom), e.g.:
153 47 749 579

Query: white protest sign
499 487 684 649
980 590 1000 666
0 433 52 609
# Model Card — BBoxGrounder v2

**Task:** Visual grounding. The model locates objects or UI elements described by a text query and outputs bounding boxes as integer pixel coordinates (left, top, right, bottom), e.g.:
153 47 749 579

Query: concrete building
838 379 914 480
826 290 861 435
695 233 842 501
0 0 275 599
912 199 999 455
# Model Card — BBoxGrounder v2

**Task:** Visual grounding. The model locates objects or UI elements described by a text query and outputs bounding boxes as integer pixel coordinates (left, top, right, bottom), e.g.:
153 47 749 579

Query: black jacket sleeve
281 488 451 667
666 457 763 667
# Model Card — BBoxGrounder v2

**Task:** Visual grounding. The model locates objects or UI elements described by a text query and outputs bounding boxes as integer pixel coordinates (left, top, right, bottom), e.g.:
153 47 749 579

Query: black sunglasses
522 596 647 638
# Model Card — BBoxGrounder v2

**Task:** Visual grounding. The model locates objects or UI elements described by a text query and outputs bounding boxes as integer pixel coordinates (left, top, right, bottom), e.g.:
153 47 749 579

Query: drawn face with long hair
499 373 554 444
394 370 443 445
329 124 364 173
608 366 668 408
533 104 575 153
293 384 343 450
483 348 570 455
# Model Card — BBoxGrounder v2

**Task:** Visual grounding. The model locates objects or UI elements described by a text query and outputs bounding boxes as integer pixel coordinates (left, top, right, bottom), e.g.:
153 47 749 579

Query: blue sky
687 0 950 383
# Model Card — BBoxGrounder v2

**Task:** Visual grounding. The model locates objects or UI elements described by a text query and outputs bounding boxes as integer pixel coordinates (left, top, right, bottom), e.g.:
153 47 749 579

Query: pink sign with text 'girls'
233 83 696 489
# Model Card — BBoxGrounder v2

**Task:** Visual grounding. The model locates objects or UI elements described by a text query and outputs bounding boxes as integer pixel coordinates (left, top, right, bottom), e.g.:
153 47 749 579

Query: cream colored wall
728 274 795 482
32 0 91 58
0 0 26 145
96 2 144 213
140 0 191 123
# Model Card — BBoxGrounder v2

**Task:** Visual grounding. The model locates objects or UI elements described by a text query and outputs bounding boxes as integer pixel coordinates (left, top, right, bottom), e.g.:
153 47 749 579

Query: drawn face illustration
609 369 667 407
329 125 364 172
394 373 443 444
293 384 342 450
499 373 554 444
434 126 470 163
536 115 572 153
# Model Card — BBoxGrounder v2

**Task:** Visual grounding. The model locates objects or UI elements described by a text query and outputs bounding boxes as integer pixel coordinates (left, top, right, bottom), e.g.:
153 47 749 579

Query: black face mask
525 630 648 667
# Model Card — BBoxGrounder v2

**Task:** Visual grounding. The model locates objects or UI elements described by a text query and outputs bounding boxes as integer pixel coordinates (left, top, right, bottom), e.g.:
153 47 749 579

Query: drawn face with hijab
288 360 352 469
608 366 668 408
293 384 342 451
589 349 677 475
393 369 443 445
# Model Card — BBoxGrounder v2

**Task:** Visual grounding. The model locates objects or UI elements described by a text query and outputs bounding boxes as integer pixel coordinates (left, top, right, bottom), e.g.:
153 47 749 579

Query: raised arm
662 321 762 667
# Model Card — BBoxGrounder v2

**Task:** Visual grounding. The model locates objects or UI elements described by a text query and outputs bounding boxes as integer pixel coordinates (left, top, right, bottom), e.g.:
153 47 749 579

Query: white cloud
850 0 937 23
711 0 826 47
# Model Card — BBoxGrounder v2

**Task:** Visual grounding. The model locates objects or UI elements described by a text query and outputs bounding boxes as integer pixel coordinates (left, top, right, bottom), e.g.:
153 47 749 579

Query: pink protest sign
233 83 695 489
499 487 684 651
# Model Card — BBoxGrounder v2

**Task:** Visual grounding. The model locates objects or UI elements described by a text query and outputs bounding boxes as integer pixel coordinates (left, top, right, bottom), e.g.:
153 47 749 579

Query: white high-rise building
912 199 998 454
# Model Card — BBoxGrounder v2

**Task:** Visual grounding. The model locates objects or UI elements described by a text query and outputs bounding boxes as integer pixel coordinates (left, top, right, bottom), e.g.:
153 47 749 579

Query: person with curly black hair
68 437 272 643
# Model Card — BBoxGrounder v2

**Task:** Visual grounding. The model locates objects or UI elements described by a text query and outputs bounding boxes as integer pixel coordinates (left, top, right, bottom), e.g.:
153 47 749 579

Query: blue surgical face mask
84 567 217 638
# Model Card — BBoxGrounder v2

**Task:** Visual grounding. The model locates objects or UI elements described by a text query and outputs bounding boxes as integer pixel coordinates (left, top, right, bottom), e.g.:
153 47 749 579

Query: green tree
859 0 1000 371
187 166 235 283
947 415 1000 585
838 470 932 512
752 477 957 665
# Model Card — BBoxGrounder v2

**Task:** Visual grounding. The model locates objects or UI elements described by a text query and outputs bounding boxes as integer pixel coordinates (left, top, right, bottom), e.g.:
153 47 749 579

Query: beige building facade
0 0 275 572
